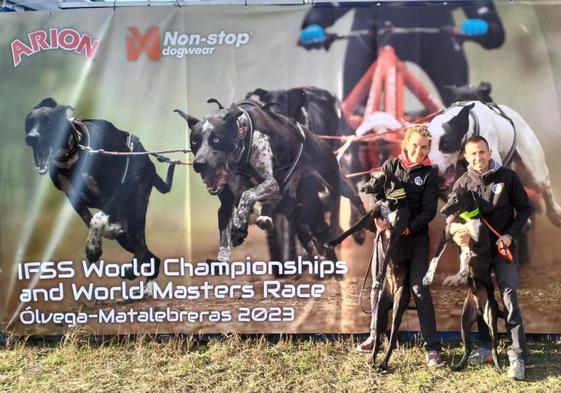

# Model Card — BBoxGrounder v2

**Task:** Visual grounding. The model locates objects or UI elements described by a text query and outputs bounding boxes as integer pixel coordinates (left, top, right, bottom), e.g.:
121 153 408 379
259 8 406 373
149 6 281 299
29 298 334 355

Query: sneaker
356 337 375 352
507 358 525 380
467 347 494 366
426 351 444 368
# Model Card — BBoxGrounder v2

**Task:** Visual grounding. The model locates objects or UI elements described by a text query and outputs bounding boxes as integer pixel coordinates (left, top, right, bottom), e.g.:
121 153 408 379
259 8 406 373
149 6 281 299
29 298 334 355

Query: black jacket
382 157 439 235
452 161 532 242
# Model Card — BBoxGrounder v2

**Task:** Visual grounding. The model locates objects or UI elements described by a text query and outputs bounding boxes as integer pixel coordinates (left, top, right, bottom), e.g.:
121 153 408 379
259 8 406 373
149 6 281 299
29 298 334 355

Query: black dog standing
423 187 501 372
326 170 411 371
24 98 175 292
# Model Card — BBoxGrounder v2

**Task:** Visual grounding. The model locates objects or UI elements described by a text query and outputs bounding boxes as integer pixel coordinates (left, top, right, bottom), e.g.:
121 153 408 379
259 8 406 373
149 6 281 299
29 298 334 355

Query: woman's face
405 132 431 164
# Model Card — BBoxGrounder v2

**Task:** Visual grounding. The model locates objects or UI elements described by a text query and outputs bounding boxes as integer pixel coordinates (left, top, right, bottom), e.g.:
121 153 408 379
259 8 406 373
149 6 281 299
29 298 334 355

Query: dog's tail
153 164 176 194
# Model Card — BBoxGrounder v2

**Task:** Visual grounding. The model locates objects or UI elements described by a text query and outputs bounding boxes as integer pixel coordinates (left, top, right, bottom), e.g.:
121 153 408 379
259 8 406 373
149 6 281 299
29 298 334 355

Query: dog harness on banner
281 122 306 187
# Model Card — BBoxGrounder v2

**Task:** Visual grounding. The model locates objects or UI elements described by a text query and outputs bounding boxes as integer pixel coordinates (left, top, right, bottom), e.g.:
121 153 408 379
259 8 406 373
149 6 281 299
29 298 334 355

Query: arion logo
127 25 252 61
10 28 101 67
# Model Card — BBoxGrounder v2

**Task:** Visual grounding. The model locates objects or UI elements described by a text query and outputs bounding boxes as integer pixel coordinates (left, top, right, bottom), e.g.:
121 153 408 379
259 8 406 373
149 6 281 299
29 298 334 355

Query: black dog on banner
326 171 412 371
175 99 365 263
422 187 501 372
25 98 175 291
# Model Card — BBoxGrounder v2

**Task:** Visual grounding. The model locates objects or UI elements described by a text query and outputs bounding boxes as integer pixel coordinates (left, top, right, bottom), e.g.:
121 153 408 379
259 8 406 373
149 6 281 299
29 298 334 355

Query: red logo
127 26 161 61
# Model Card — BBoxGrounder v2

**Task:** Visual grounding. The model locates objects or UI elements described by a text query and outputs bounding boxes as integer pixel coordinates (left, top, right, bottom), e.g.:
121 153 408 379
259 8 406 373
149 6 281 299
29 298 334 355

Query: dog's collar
386 188 406 200
459 207 480 220
52 118 89 162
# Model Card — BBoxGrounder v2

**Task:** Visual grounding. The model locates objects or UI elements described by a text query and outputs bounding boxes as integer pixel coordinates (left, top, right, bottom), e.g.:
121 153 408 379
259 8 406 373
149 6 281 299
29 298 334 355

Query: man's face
465 140 492 174
405 132 431 164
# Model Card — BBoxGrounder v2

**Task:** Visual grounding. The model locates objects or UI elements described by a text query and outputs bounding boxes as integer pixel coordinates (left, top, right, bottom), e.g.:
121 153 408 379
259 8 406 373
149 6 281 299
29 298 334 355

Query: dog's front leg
232 178 279 247
217 187 235 262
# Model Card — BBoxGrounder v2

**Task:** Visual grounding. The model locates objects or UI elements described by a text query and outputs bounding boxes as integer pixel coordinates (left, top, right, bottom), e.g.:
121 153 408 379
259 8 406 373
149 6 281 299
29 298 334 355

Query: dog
428 100 561 228
175 99 365 263
326 170 412 371
422 187 501 372
25 98 175 291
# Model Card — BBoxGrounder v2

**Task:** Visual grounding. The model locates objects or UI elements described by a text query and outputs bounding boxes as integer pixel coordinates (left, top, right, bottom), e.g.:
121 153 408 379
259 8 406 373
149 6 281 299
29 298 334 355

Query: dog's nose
193 160 208 174
25 131 40 146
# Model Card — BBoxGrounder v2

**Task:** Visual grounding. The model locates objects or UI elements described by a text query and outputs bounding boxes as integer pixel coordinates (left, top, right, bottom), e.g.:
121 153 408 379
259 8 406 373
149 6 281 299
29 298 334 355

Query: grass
1 334 560 393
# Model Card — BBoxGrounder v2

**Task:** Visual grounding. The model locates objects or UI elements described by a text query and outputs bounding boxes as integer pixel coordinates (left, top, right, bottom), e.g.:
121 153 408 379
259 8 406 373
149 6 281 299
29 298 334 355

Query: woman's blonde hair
401 124 432 150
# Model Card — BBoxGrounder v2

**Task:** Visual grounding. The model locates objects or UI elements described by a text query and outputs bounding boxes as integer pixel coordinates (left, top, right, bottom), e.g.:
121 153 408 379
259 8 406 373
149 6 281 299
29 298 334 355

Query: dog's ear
442 85 457 93
245 88 268 102
55 104 74 119
207 98 225 110
448 103 475 132
223 107 244 123
35 97 58 109
174 109 200 129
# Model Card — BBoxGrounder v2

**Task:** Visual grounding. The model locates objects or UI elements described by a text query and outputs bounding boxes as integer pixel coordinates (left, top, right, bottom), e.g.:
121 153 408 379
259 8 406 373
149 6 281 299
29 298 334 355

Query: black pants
369 230 441 352
476 249 528 361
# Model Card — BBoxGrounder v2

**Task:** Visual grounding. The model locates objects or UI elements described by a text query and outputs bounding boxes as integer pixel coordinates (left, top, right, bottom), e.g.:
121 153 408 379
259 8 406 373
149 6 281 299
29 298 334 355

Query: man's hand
496 234 512 249
452 230 471 247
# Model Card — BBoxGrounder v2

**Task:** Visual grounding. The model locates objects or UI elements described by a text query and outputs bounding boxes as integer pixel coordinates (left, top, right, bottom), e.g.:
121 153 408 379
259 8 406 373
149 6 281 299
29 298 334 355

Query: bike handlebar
299 23 467 51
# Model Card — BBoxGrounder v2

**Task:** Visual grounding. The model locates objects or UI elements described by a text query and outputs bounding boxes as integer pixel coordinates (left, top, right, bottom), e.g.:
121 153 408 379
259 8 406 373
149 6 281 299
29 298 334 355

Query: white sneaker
507 358 525 380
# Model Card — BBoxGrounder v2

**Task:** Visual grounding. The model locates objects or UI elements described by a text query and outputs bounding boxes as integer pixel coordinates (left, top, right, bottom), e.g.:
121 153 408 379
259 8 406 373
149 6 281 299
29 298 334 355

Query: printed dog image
428 101 561 229
175 99 365 263
444 81 494 104
24 98 175 290
245 86 347 259
423 187 501 372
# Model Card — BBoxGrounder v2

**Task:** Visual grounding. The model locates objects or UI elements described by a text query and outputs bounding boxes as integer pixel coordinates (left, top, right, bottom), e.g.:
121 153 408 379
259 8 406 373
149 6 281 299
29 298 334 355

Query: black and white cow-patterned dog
428 101 561 228
25 98 175 293
175 99 366 263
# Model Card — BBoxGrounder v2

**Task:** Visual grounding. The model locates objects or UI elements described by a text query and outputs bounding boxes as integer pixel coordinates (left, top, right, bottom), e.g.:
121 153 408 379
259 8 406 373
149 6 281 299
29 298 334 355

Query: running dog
422 187 501 372
428 101 561 228
25 98 175 290
175 99 365 263
326 171 412 371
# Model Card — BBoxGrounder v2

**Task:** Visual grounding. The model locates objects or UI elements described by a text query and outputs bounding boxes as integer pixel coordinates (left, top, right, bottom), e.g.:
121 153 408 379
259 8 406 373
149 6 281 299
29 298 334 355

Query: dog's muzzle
26 133 51 175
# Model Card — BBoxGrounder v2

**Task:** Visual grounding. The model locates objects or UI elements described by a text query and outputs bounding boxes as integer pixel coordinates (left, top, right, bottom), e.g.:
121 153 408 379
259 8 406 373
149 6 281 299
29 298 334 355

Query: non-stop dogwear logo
127 25 252 60
10 28 101 67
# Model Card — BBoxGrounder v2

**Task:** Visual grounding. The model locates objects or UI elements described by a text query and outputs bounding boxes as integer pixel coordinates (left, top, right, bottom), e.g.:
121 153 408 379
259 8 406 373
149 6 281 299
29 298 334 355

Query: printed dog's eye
212 137 220 144
191 139 198 145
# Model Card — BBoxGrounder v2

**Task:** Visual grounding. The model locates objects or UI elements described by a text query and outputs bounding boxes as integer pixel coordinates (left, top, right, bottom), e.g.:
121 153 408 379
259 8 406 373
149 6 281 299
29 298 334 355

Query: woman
357 124 442 367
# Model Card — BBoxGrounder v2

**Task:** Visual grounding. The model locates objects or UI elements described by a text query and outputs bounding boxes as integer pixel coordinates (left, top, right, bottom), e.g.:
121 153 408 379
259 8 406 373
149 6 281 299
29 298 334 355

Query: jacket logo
414 176 424 186
491 183 503 194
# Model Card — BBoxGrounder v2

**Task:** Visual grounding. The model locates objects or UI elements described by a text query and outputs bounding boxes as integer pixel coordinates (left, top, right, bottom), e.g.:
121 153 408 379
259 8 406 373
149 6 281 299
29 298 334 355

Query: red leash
482 218 514 263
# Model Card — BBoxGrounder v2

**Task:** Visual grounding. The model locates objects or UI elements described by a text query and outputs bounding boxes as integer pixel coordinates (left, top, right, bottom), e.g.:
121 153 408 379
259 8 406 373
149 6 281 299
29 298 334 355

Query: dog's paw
216 247 230 262
359 183 375 194
85 240 102 264
373 279 383 291
255 215 273 230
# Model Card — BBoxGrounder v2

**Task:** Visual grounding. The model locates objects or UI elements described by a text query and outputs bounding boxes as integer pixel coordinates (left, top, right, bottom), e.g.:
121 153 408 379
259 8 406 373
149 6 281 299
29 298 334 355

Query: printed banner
1 3 561 336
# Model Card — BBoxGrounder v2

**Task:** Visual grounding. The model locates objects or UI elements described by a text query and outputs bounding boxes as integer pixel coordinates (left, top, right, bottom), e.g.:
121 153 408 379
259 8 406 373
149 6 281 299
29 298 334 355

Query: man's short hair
465 135 490 150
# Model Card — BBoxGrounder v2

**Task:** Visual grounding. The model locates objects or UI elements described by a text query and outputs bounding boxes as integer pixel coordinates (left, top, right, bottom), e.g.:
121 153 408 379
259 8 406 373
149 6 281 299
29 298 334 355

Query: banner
1 3 561 336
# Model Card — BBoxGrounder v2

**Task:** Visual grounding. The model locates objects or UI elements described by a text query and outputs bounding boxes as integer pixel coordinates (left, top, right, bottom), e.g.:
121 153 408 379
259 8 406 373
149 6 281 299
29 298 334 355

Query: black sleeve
461 1 505 49
302 3 352 29
409 167 439 234
505 171 533 240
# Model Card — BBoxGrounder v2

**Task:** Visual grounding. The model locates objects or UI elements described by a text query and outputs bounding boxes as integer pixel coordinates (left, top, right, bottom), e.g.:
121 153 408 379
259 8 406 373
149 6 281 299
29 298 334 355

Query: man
299 1 504 105
450 136 532 380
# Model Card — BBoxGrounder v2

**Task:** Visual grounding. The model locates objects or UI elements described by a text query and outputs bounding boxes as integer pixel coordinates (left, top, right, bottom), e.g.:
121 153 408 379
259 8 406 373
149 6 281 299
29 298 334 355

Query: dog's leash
482 218 514 263
78 145 192 165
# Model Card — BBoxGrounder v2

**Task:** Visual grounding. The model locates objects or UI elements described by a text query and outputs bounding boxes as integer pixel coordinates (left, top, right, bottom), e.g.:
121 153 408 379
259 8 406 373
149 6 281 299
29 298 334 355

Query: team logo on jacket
491 183 503 194
414 176 424 186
